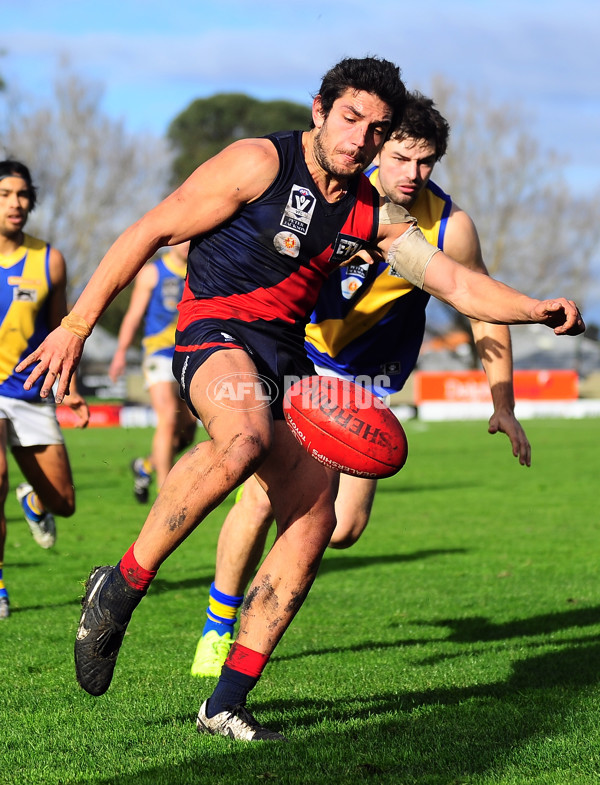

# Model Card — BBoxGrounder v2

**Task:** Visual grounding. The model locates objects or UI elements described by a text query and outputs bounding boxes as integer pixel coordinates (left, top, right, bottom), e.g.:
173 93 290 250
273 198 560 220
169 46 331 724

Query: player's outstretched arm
381 212 584 335
422 252 585 335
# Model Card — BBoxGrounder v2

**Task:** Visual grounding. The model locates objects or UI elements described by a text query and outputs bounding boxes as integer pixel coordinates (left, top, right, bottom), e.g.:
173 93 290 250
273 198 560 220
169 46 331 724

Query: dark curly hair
0 160 37 210
389 91 450 161
313 56 406 130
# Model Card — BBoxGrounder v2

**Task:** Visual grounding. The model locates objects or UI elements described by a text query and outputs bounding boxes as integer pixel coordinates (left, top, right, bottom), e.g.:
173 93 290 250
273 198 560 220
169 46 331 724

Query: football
283 375 408 479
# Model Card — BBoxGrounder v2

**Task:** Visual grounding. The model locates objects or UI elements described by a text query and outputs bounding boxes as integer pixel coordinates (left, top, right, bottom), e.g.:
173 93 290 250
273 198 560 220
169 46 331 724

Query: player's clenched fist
531 298 585 336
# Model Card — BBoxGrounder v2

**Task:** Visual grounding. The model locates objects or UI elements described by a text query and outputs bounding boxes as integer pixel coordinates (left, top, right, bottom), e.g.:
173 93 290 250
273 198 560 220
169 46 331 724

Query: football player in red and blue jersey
191 91 533 681
19 61 583 741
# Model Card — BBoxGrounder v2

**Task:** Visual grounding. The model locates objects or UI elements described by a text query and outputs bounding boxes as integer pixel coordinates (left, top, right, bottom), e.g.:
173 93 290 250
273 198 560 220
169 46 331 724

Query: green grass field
1 418 600 785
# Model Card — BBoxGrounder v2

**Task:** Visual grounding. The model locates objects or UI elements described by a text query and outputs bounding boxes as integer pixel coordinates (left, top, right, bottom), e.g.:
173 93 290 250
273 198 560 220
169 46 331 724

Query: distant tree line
167 92 311 185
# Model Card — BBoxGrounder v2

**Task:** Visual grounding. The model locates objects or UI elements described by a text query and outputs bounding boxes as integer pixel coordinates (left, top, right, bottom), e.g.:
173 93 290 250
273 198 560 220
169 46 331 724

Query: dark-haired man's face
312 89 393 180
376 137 437 209
0 176 31 239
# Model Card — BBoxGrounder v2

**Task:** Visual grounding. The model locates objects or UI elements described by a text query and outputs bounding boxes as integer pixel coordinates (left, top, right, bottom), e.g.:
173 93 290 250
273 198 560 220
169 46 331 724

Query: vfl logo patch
281 184 316 236
273 231 301 258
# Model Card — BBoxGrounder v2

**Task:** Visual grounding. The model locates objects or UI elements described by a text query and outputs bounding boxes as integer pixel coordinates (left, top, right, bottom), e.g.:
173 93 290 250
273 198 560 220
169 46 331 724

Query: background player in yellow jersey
109 241 197 502
0 160 89 619
190 91 532 675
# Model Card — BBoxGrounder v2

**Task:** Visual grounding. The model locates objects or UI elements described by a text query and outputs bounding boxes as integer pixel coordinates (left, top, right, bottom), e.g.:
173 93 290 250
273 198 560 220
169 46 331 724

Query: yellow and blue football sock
202 582 244 638
133 457 153 479
21 490 44 522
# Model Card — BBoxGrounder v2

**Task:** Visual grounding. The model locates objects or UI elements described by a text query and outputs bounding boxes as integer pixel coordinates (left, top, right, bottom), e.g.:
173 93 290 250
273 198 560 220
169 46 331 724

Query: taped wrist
61 312 91 341
386 225 440 289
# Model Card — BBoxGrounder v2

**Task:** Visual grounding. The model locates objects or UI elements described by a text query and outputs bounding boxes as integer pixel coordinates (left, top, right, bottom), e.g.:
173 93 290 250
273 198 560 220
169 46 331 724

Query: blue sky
2 0 599 194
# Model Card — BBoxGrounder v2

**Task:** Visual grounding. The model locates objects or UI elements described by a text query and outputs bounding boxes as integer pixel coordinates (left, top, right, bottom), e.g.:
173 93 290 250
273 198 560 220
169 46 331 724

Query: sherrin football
283 376 408 479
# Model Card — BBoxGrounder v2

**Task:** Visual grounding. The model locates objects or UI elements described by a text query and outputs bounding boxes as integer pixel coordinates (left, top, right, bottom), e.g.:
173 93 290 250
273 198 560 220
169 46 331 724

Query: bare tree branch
0 62 172 301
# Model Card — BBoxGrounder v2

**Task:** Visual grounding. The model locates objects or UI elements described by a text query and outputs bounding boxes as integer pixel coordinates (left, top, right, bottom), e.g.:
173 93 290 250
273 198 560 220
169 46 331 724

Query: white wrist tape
386 225 440 290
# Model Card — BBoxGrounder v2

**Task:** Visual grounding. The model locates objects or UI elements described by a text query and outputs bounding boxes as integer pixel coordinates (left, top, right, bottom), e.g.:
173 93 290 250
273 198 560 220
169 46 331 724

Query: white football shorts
0 394 64 448
142 353 177 389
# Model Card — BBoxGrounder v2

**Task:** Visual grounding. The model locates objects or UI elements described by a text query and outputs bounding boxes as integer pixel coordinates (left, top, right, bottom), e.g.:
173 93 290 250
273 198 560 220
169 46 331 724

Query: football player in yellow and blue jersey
0 160 89 619
109 242 197 502
191 91 532 676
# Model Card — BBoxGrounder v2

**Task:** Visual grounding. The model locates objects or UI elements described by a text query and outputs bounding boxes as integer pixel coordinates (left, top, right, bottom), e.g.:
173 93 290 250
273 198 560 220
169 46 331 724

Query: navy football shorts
172 318 315 420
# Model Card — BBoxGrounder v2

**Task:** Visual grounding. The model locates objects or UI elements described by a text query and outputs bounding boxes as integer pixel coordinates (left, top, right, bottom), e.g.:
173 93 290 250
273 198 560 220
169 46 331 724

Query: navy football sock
205 665 258 717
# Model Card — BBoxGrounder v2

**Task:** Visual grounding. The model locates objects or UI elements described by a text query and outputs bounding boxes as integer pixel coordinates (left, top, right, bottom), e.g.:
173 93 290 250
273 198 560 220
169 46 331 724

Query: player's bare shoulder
167 137 280 228
446 201 478 236
136 258 160 289
48 246 67 288
216 138 280 203
443 201 485 271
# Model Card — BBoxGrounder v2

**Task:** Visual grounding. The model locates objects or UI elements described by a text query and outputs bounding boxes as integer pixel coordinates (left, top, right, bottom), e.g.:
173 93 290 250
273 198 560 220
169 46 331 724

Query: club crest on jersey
281 185 316 235
340 263 369 300
273 231 301 258
12 286 38 303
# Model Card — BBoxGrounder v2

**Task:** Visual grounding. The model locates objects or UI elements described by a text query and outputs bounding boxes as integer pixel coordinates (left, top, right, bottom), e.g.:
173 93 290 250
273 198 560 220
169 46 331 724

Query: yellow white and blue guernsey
305 167 452 397
141 253 186 360
0 233 52 402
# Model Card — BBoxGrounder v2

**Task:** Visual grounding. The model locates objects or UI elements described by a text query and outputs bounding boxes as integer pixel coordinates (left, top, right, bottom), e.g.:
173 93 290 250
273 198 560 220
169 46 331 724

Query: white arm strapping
385 225 441 290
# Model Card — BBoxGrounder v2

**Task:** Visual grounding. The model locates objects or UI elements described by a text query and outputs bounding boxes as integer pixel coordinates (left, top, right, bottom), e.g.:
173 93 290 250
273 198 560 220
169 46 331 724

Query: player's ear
312 95 326 128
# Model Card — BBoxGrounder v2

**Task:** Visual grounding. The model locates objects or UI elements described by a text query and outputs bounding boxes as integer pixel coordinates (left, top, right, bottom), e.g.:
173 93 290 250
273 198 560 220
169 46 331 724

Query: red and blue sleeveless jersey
177 130 380 338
